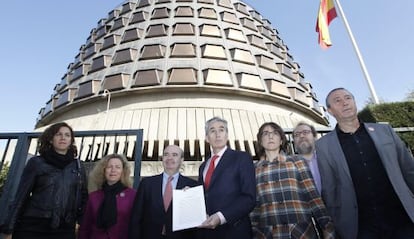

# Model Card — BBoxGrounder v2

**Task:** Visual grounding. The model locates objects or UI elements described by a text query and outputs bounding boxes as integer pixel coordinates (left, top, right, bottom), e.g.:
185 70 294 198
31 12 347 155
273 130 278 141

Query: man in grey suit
316 87 414 239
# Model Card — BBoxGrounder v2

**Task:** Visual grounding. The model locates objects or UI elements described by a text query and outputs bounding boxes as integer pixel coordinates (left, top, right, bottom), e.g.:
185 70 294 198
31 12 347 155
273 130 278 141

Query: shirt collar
335 122 365 135
210 145 227 158
163 171 180 180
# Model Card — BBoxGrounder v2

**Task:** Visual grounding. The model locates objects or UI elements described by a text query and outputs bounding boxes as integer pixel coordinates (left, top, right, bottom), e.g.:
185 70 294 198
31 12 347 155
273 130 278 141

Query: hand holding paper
172 185 207 231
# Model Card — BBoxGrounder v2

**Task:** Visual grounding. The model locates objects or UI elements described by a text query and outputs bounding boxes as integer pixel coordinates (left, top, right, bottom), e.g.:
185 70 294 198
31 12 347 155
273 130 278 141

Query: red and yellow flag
316 0 337 49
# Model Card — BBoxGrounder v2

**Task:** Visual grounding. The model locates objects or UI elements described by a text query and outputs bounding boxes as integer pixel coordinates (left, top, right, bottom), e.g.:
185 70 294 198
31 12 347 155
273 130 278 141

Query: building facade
35 0 329 176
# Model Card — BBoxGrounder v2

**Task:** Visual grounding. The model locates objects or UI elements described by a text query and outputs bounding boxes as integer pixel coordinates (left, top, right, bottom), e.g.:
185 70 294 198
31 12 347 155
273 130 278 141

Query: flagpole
333 0 380 104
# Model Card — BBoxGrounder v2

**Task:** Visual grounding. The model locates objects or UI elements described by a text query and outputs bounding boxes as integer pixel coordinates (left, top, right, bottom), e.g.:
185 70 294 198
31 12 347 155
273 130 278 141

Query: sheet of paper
172 185 207 231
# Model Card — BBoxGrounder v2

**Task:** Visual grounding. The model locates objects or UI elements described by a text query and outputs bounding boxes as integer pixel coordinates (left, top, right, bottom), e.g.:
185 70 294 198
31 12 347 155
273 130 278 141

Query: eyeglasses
262 131 278 138
293 130 312 138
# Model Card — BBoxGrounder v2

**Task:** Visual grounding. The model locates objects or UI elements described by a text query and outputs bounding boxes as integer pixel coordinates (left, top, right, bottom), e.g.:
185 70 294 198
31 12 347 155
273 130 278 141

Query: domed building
35 0 329 176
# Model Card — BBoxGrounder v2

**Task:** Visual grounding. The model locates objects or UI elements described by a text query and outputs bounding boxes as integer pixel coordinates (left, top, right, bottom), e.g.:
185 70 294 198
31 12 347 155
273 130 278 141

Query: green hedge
0 163 9 197
358 101 414 152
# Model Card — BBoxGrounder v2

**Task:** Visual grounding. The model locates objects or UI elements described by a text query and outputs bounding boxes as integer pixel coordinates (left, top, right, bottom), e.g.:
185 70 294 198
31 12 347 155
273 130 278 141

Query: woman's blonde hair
88 154 132 192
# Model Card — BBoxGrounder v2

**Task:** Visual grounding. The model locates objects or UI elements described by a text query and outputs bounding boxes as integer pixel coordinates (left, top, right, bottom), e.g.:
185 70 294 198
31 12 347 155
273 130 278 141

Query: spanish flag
316 0 337 49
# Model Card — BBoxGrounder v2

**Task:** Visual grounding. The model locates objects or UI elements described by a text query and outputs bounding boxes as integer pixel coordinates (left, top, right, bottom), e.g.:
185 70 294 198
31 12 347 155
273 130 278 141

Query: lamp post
100 89 112 153
102 89 111 114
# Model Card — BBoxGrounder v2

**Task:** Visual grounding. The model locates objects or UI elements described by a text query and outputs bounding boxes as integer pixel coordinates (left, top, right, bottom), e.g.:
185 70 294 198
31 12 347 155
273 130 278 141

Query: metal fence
0 129 143 225
0 126 412 226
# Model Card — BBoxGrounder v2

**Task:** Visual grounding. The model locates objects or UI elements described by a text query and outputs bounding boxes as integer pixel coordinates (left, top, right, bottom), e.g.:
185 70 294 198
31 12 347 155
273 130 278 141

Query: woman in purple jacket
78 154 136 239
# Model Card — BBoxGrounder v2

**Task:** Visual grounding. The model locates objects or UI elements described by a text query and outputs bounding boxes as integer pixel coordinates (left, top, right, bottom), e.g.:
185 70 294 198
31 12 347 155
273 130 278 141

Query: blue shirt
162 172 179 196
306 151 322 194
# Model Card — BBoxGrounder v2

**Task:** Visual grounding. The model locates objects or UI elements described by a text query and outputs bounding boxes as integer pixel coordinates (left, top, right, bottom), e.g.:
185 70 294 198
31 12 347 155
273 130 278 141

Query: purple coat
78 187 136 239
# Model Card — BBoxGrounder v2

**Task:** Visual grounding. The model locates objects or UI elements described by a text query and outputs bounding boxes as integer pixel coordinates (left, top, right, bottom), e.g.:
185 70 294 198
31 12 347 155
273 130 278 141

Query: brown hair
38 122 77 157
256 122 288 157
293 121 317 137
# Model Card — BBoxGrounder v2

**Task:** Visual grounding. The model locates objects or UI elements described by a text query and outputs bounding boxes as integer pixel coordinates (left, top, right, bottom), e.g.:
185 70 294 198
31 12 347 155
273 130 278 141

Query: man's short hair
293 121 317 137
205 117 228 135
164 145 184 158
325 87 354 108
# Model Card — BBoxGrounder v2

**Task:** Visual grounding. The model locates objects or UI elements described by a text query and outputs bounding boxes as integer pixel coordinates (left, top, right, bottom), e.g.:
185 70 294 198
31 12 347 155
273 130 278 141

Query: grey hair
325 87 354 108
205 117 228 135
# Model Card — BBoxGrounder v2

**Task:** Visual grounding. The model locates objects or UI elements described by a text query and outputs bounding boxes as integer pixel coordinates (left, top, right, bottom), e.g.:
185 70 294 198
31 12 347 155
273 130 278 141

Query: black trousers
358 221 414 239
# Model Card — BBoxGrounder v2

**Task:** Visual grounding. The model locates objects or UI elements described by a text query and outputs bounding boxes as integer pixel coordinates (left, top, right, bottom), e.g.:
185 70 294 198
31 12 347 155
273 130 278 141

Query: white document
172 185 207 231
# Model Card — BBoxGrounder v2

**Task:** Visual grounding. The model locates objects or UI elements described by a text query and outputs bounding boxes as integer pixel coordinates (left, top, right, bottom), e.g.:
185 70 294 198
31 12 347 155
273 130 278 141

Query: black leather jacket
2 156 88 233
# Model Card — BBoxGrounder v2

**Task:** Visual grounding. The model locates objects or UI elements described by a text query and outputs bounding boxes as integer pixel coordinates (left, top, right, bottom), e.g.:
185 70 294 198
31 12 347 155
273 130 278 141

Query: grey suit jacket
315 123 414 239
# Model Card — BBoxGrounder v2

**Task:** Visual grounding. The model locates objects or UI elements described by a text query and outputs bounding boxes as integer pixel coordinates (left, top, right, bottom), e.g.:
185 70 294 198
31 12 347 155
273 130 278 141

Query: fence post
133 129 143 189
0 134 30 224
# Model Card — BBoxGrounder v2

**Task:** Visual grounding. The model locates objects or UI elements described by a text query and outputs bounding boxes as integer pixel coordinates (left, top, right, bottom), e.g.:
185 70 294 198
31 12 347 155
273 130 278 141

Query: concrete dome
35 0 328 175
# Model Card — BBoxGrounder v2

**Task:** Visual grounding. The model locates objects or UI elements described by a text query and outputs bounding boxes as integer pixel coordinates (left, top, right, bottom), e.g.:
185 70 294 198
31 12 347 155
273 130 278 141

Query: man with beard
293 122 321 194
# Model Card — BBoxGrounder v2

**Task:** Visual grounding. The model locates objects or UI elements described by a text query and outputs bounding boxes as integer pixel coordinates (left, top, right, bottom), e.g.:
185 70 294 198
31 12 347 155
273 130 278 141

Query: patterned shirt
250 154 335 239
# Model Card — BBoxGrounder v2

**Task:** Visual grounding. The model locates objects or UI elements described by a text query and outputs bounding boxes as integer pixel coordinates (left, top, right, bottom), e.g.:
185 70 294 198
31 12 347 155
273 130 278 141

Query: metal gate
0 129 143 225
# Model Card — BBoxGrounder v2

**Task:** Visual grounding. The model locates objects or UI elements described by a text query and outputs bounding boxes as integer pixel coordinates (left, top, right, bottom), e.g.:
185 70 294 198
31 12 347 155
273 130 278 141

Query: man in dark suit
198 117 256 239
316 88 414 239
129 145 198 239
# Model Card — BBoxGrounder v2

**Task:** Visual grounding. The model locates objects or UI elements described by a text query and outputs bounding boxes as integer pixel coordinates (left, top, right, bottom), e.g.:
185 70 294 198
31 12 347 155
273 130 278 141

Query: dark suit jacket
128 173 199 239
198 148 256 239
316 123 414 239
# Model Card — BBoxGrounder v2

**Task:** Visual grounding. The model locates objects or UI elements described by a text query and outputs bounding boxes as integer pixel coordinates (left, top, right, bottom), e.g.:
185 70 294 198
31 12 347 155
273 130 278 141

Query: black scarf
96 181 126 229
43 148 75 169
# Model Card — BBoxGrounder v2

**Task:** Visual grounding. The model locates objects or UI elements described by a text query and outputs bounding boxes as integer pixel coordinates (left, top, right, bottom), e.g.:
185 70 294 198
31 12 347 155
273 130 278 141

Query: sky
0 0 412 132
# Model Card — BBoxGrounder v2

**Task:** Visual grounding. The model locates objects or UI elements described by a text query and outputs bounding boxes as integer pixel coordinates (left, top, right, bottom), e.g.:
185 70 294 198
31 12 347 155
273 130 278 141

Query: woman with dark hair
250 122 335 239
0 122 88 239
78 154 135 239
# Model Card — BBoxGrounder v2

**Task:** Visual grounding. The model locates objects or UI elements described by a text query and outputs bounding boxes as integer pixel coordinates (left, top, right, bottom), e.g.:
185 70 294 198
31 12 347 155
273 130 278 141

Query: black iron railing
0 129 143 225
